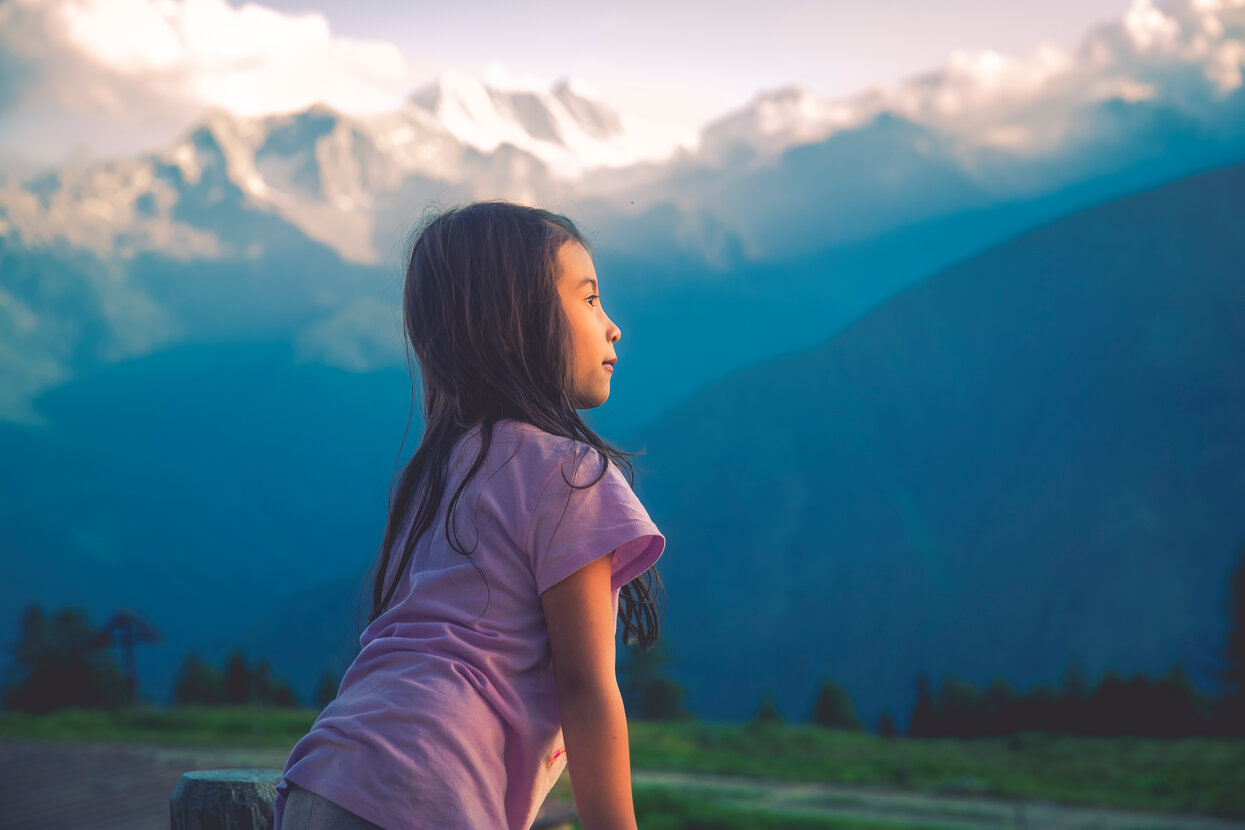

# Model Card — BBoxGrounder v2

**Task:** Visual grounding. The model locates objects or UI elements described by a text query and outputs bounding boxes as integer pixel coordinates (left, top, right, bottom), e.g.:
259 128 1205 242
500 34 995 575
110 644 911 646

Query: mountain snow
409 71 679 175
0 73 685 265
696 0 1245 179
2 0 1242 265
2 0 1245 426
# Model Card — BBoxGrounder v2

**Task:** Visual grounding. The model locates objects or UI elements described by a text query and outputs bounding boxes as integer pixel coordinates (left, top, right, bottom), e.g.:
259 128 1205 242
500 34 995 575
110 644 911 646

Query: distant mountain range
2 0 1244 715
1 160 1240 719
633 159 1245 724
3 0 1245 432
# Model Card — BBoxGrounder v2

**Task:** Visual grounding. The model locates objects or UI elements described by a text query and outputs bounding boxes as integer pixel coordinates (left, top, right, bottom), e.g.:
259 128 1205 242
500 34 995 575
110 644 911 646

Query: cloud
703 0 1243 172
294 297 405 372
1123 0 1184 51
0 250 181 425
0 0 412 140
857 0 1245 157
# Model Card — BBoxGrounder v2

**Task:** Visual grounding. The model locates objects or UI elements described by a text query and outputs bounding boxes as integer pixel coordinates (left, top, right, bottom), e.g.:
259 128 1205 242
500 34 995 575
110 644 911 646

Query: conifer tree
316 671 340 710
268 678 299 707
808 678 863 731
1017 684 1058 734
980 676 1018 736
1155 665 1205 737
223 650 251 704
252 659 274 702
908 672 935 737
173 653 224 704
3 605 126 713
618 639 690 721
1087 669 1127 736
935 675 979 737
1060 656 1091 734
751 692 784 726
1221 544 1245 735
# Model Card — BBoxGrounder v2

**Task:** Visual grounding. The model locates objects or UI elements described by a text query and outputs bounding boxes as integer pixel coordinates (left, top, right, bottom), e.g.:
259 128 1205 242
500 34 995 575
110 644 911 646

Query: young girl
275 202 665 830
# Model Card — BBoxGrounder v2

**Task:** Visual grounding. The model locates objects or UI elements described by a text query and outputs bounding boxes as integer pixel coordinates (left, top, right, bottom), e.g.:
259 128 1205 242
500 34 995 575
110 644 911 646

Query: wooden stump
170 769 283 830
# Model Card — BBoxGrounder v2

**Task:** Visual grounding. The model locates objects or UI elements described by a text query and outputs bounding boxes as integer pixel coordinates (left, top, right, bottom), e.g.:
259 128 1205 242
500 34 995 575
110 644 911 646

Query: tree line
0 604 336 712
174 651 302 707
624 543 1245 738
6 542 1244 736
902 662 1237 738
892 544 1245 738
176 651 341 710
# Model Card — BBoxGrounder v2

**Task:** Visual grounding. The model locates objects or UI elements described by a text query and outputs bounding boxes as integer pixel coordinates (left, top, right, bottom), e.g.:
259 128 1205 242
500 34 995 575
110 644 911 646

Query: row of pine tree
5 544 1244 737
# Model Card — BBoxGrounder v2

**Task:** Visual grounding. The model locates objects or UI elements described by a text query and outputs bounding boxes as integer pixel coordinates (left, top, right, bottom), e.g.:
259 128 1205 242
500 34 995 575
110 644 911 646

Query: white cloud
1205 39 1245 90
0 256 181 425
1123 0 1183 52
850 0 1245 160
0 0 412 134
294 297 404 372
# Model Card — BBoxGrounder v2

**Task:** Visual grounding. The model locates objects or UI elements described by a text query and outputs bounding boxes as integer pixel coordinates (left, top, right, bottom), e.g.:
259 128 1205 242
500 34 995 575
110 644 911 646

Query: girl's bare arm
541 552 637 830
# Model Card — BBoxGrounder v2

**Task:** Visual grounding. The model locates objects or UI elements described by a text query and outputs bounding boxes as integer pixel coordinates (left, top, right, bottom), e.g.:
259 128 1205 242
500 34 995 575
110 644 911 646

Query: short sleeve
526 444 664 595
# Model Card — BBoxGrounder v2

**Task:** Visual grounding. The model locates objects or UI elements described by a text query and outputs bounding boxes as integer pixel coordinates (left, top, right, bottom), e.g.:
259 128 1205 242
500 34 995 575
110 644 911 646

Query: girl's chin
574 389 610 410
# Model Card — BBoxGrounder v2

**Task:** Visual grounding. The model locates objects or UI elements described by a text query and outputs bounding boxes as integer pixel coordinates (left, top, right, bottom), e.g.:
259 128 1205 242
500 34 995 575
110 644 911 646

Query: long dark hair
367 201 661 649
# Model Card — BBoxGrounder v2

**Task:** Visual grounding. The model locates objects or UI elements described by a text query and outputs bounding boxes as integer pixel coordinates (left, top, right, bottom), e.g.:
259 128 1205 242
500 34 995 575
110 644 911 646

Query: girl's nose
607 316 621 344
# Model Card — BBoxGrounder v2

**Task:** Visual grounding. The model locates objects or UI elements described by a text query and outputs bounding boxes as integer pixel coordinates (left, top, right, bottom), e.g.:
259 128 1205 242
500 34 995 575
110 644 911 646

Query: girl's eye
587 295 600 307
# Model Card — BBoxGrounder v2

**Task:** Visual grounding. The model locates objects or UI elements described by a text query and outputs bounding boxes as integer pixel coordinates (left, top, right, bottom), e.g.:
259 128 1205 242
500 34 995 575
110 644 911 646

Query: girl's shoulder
459 419 607 486
488 419 595 459
490 418 575 446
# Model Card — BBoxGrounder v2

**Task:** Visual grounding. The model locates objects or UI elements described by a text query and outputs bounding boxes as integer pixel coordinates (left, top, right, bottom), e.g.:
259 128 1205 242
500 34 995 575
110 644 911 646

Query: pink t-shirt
276 420 664 830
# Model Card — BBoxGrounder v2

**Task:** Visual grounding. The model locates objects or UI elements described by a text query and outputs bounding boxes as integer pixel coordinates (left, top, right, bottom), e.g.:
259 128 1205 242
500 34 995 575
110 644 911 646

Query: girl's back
277 419 663 829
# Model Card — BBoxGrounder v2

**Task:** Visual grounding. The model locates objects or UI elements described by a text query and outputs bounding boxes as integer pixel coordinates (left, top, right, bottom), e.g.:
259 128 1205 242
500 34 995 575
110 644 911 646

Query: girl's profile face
556 240 621 409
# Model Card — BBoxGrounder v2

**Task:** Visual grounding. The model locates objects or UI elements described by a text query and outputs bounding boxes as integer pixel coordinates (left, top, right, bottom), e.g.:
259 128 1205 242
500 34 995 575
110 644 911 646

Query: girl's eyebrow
576 277 598 291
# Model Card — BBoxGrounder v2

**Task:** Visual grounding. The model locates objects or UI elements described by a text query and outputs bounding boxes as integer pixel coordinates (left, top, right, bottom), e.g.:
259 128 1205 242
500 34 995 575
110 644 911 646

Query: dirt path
1 739 1241 830
0 739 290 830
632 769 1245 830
0 739 577 830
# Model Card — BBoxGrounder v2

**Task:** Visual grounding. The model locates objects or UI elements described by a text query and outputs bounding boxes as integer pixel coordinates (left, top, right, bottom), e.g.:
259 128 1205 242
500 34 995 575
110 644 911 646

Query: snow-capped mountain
696 86 874 166
3 0 1245 725
0 73 681 266
409 72 680 175
3 0 1245 428
5 0 1244 266
697 6 1237 174
596 0 1245 259
699 0 1245 178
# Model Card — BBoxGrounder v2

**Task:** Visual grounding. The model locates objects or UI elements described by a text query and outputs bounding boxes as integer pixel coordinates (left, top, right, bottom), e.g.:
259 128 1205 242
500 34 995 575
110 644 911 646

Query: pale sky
240 0 1135 128
0 0 1145 166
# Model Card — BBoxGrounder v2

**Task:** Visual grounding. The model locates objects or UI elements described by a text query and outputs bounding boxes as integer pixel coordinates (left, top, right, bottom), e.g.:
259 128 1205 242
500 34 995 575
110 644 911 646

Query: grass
553 778 950 830
2 708 1242 818
0 705 315 747
625 787 952 830
628 721 1245 818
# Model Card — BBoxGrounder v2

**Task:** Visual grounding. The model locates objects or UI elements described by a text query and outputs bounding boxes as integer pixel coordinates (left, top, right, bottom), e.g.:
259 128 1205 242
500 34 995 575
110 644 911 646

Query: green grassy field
626 788 948 830
629 721 1245 817
2 707 1242 819
558 780 955 829
0 705 316 747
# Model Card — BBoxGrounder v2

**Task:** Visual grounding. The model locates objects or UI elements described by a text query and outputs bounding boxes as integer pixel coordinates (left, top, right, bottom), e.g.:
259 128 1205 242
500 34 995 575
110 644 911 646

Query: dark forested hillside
4 161 1242 711
631 160 1245 725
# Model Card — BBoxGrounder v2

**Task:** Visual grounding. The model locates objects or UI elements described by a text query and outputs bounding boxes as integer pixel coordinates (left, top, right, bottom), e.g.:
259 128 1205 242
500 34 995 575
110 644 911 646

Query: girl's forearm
558 679 637 830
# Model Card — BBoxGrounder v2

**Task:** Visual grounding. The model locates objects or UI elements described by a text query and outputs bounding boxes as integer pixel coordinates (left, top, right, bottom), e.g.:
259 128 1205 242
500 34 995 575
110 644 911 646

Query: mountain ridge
3 159 1237 713
626 158 1245 724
